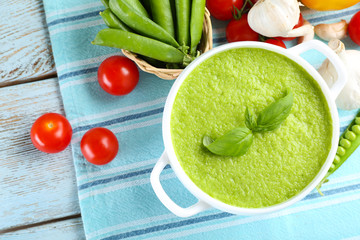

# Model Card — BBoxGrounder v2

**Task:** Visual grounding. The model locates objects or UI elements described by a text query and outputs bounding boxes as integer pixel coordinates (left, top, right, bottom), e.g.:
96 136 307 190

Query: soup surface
170 48 333 208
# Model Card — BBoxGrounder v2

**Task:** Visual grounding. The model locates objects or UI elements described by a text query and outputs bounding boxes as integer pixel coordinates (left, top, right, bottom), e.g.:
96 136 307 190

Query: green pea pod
316 111 360 195
150 0 175 37
101 8 166 67
142 56 165 68
170 0 177 29
100 9 132 32
140 0 152 17
92 29 186 63
190 0 206 55
175 0 190 47
125 0 150 18
109 0 179 47
103 0 149 17
101 0 109 8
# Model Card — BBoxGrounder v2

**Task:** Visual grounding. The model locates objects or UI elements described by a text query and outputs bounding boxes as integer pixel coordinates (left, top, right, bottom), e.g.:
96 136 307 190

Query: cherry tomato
98 56 139 96
206 0 244 21
349 11 360 46
226 14 259 42
81 127 119 165
30 113 72 153
277 13 304 41
265 38 286 48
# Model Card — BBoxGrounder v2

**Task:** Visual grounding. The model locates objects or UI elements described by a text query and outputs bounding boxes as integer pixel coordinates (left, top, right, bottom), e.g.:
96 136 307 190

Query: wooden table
0 0 85 238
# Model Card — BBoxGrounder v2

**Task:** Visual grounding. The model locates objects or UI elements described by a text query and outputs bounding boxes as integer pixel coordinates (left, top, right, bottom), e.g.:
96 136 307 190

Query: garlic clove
284 24 313 38
248 0 300 37
298 20 314 44
314 20 348 41
318 39 360 110
328 38 346 55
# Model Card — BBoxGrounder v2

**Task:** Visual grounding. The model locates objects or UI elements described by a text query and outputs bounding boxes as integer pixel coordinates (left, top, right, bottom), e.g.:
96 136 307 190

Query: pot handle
150 152 211 217
289 40 347 98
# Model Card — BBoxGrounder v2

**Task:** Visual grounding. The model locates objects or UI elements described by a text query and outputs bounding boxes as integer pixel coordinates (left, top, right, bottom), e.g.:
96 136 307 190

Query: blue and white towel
42 1 360 239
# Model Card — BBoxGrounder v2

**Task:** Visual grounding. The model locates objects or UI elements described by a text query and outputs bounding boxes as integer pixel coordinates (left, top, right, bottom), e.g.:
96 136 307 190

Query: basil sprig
245 107 257 130
203 90 294 157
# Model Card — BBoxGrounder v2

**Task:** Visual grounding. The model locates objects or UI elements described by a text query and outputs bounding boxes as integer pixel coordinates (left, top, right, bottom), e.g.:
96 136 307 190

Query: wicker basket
122 8 213 80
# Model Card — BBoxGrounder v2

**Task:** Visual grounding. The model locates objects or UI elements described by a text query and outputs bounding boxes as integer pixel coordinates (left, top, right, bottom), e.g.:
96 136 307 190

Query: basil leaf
203 135 214 146
203 127 253 156
245 107 257 130
253 90 294 133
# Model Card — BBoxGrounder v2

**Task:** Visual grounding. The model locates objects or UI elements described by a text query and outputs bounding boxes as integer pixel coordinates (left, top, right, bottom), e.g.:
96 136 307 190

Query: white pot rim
156 40 346 216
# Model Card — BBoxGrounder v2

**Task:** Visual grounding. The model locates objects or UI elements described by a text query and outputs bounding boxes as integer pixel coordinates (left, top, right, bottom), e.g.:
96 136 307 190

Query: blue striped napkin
42 1 360 239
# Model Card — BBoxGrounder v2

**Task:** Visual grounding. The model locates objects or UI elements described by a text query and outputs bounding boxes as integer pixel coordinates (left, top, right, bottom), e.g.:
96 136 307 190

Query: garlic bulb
315 20 348 41
318 39 360 110
248 0 300 37
298 20 314 44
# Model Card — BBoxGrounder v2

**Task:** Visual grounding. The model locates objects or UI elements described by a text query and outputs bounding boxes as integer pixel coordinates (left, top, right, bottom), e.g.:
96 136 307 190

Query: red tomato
80 127 119 165
349 11 360 46
226 14 259 42
277 13 304 41
98 56 139 96
30 113 72 153
265 39 286 48
206 0 244 21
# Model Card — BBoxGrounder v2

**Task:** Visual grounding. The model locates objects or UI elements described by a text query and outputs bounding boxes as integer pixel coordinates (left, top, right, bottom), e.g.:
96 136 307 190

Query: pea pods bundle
92 0 207 67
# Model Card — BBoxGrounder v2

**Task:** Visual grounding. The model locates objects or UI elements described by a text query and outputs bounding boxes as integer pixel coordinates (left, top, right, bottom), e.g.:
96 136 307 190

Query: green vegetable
109 0 179 47
95 0 207 68
345 130 356 141
141 56 165 68
203 90 293 157
170 0 177 29
124 0 150 18
316 110 360 195
150 0 175 37
140 0 152 17
175 0 191 47
352 125 360 134
337 146 346 156
340 138 351 148
92 28 187 63
356 117 360 125
100 9 132 31
190 0 206 55
203 127 253 157
101 0 110 8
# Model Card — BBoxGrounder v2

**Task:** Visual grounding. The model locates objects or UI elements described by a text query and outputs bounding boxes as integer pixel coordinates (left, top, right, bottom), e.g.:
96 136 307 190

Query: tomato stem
259 35 267 42
232 0 253 20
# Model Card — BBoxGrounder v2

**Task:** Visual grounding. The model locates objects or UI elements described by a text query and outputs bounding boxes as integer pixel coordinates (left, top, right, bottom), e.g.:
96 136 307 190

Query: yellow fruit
301 0 360 11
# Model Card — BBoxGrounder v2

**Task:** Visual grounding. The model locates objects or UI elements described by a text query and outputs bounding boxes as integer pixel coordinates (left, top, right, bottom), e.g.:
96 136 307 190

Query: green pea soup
170 48 333 208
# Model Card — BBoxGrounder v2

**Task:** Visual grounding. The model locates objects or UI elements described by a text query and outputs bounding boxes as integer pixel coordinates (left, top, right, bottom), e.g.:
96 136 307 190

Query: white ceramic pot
150 40 347 218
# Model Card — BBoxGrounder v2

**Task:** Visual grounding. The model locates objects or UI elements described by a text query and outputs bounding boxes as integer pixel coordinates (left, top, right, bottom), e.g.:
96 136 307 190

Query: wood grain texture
0 79 82 231
0 217 85 240
0 0 56 86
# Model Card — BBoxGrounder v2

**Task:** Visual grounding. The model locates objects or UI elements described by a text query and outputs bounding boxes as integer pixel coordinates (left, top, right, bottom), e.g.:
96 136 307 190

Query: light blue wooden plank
0 79 81 232
0 0 55 86
1 218 85 240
